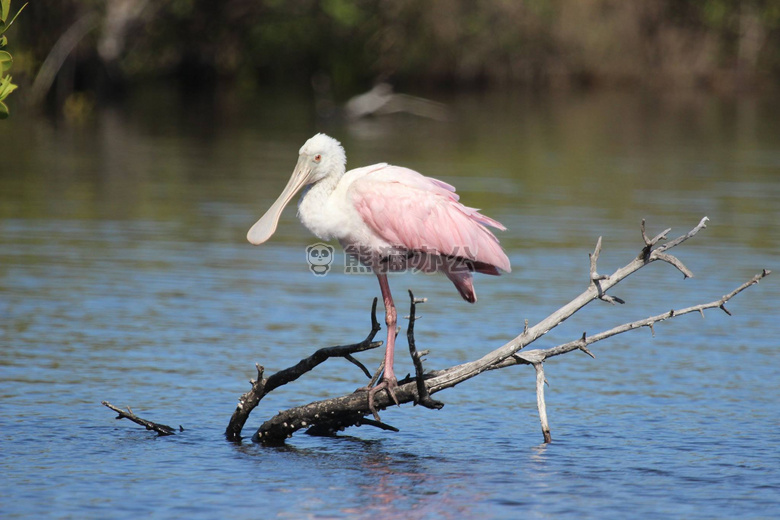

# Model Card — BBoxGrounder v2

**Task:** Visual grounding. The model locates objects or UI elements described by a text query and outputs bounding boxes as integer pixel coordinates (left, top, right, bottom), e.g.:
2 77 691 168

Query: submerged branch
102 401 178 436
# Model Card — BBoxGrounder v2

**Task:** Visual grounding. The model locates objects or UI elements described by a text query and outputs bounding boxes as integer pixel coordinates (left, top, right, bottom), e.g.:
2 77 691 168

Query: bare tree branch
422 218 713 394
244 217 771 445
102 401 178 436
406 291 444 411
653 252 694 278
104 217 769 444
590 236 625 304
533 363 551 443
641 219 672 249
494 268 771 368
224 298 383 441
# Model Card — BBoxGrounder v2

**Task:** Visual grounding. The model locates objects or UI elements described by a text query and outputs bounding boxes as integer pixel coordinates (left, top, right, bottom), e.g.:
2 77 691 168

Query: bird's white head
299 133 346 182
247 133 347 245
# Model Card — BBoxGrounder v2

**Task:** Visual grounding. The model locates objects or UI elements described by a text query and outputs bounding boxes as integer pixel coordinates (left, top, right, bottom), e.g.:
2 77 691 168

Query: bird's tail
445 269 477 303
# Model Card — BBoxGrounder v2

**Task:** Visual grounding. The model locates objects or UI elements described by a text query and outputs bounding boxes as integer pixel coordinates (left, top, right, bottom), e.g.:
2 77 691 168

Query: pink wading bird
247 134 511 413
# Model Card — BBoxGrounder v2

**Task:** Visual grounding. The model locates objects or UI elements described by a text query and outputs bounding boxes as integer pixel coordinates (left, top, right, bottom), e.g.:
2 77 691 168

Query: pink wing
349 165 511 274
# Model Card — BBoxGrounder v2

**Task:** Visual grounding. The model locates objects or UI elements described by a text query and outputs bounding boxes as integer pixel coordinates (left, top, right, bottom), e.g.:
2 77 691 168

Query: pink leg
367 273 399 416
377 273 397 382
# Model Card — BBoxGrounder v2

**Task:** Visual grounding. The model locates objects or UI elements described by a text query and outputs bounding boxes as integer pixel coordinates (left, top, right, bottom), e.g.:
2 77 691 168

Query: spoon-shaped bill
247 159 311 245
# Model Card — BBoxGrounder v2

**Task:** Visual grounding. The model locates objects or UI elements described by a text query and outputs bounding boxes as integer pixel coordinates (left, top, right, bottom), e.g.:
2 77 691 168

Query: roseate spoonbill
247 134 510 412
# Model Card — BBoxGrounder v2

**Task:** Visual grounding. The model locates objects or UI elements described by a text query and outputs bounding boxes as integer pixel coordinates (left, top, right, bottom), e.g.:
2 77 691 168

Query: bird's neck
297 173 343 240
304 171 341 200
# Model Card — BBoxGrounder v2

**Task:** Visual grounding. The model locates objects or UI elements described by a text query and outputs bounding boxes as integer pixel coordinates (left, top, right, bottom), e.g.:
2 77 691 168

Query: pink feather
349 165 511 302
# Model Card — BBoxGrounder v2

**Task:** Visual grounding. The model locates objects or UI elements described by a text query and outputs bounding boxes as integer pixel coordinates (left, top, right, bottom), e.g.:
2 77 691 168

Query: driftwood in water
102 401 180 436
224 300 384 442
101 218 769 443
222 217 770 445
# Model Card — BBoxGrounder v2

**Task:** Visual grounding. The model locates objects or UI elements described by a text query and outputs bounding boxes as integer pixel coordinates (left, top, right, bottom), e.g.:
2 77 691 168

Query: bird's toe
367 376 399 421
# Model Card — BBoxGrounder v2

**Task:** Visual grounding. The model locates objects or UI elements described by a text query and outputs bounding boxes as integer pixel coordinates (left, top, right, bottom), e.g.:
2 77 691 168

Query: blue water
1 90 779 518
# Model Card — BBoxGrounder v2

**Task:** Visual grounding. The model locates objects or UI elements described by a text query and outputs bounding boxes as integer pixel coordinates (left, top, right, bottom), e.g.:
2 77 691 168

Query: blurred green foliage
9 0 780 108
0 0 26 118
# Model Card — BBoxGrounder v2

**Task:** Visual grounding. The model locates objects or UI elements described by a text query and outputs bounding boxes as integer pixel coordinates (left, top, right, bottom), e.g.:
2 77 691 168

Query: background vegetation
0 0 26 117
7 0 780 113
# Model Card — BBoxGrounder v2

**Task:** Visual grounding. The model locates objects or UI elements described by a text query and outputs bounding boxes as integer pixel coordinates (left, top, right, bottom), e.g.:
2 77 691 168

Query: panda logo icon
306 243 335 276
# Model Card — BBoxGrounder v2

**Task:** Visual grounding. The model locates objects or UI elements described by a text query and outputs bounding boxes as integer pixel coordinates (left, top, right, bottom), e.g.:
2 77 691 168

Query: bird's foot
361 376 399 422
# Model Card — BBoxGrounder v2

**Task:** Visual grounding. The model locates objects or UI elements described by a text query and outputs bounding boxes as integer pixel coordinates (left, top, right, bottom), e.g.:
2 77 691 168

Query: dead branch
406 291 444 411
533 363 551 443
224 298 383 441
237 217 769 445
419 216 713 395
494 268 771 369
488 268 770 442
102 218 767 442
102 401 179 436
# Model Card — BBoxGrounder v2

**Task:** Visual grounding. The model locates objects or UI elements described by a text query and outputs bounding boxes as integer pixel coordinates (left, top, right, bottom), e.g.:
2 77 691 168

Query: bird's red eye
314 154 322 162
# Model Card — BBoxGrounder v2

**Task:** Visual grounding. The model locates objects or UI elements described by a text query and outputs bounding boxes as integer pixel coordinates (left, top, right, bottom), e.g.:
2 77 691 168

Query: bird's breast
298 182 355 240
298 180 389 250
